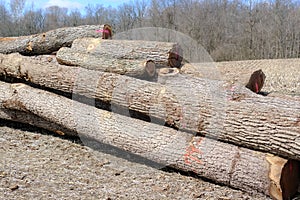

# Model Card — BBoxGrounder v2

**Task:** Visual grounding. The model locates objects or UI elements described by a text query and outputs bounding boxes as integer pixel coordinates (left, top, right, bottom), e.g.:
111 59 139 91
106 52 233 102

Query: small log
56 47 156 81
1 53 300 162
0 25 109 55
0 81 299 199
57 37 182 66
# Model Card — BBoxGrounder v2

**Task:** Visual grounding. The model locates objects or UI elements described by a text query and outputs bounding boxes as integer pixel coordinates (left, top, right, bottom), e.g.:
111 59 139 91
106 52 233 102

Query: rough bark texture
0 81 296 199
56 47 154 79
58 37 178 66
0 25 107 55
0 53 300 163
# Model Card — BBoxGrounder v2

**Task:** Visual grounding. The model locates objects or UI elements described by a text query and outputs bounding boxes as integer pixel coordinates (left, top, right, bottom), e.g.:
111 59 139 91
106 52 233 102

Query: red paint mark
184 137 203 165
255 82 259 93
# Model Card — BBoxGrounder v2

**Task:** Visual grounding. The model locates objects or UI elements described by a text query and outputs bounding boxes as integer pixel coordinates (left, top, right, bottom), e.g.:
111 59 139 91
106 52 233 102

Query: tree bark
56 37 180 67
0 53 300 162
56 47 156 80
0 25 108 55
0 81 298 200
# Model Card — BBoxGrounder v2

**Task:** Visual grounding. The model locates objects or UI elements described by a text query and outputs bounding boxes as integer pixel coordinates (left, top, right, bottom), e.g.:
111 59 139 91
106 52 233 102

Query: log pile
0 25 299 200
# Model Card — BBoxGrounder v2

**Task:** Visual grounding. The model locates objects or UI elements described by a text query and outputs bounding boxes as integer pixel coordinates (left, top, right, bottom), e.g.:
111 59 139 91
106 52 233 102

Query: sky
5 0 131 11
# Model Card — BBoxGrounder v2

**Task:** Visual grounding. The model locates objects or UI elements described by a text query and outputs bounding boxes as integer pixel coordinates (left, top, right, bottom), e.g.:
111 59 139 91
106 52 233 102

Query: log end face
245 69 266 94
158 67 179 77
280 159 300 200
267 155 286 200
144 60 156 77
268 155 300 200
102 24 112 39
168 44 183 68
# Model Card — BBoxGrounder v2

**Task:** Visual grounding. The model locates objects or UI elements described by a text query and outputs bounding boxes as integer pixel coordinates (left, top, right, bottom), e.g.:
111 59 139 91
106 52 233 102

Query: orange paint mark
184 137 203 165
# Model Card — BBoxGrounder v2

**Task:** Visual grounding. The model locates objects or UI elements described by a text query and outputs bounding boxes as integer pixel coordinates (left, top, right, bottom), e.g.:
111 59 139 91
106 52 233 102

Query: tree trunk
0 53 300 162
0 25 109 55
57 37 181 67
0 81 298 200
56 47 156 80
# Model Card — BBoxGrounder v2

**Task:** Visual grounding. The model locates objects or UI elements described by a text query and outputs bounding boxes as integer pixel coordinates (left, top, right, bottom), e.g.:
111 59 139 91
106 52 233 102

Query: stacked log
0 24 110 55
0 81 298 200
56 37 183 80
0 25 299 200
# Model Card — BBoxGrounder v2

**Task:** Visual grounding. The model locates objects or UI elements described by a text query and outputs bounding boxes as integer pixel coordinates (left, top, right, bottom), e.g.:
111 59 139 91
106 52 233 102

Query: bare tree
0 1 13 36
45 6 68 30
67 9 83 27
20 5 45 34
9 0 26 35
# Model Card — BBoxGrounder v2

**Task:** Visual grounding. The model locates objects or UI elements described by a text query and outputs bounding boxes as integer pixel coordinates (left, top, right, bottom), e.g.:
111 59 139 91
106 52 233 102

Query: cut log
0 25 109 55
101 24 112 39
0 81 299 199
245 69 266 93
56 47 156 81
0 53 300 162
56 37 182 66
168 43 183 68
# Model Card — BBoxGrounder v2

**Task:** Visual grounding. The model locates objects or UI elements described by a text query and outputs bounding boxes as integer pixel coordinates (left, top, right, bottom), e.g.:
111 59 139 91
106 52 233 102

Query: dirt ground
0 121 271 200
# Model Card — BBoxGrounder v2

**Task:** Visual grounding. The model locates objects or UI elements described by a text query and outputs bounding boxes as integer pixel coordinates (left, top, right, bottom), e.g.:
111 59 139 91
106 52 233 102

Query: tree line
1 0 299 61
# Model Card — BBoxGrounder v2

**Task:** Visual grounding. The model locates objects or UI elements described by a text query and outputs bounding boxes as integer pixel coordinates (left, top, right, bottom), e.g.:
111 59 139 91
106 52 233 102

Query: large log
0 81 299 200
56 37 181 67
0 25 108 55
0 53 300 162
56 47 157 80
